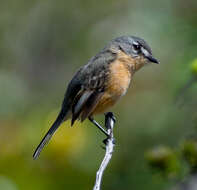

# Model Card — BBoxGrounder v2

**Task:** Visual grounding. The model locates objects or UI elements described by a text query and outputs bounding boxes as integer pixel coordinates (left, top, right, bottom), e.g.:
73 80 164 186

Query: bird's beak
146 55 159 64
141 47 159 64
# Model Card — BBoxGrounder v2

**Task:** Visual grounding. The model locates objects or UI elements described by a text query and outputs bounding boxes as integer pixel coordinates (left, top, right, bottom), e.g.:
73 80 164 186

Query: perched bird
33 35 159 159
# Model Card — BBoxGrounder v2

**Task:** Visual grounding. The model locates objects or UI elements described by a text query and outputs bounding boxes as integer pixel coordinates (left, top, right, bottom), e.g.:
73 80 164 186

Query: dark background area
0 0 197 189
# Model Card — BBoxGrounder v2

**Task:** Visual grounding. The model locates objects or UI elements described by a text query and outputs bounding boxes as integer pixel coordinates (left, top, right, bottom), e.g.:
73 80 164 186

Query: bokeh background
0 0 197 189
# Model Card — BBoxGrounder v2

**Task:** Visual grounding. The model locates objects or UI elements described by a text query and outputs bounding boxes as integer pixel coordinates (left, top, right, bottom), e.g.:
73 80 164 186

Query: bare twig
93 112 116 190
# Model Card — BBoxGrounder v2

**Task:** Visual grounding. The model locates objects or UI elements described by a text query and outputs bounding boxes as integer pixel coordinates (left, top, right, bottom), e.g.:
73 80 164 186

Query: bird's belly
92 92 119 115
92 61 131 115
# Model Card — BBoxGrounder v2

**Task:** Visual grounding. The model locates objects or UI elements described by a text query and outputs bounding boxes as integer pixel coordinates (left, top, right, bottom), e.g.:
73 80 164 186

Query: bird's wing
70 48 117 124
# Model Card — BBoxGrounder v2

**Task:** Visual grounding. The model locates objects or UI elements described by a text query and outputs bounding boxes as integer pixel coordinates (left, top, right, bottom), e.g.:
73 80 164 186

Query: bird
33 35 159 159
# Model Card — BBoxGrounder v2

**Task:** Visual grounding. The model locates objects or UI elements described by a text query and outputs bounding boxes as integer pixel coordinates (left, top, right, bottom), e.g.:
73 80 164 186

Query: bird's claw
105 112 116 123
103 138 108 145
102 136 116 146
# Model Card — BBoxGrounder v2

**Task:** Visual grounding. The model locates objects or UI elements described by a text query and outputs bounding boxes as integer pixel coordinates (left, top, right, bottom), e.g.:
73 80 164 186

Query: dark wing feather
70 49 117 124
80 91 104 121
71 90 93 125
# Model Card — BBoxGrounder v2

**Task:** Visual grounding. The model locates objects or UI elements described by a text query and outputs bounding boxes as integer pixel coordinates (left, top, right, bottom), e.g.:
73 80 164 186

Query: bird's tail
33 108 69 160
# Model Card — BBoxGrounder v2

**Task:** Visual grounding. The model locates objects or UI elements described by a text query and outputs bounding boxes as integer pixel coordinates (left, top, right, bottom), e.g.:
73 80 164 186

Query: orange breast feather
92 52 133 115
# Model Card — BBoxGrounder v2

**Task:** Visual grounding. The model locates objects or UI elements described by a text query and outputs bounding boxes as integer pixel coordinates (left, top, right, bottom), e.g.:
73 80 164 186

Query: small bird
33 35 159 159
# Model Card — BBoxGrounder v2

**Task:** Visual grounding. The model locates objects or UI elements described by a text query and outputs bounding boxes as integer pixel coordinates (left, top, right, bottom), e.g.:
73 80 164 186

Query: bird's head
112 36 159 71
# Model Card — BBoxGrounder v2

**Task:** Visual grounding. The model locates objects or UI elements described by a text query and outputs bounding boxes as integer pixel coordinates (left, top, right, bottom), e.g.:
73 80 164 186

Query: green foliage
145 146 181 178
182 139 197 171
191 59 197 75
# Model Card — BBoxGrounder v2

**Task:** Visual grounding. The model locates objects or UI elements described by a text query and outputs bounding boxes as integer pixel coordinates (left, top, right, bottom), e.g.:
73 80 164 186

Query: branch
93 112 116 190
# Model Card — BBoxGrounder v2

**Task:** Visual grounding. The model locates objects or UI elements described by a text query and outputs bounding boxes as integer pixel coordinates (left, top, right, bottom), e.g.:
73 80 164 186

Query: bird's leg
103 112 116 145
104 112 116 129
88 117 109 137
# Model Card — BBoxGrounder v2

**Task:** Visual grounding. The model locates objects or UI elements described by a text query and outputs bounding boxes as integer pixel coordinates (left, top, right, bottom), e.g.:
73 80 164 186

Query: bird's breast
92 57 132 115
107 59 132 98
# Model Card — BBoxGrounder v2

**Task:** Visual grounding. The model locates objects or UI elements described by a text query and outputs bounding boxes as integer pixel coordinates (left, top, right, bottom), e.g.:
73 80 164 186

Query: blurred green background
0 0 197 189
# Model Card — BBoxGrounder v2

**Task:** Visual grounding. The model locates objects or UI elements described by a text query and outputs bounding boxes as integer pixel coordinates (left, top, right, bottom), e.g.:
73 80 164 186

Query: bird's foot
102 112 116 146
105 112 116 129
103 137 116 146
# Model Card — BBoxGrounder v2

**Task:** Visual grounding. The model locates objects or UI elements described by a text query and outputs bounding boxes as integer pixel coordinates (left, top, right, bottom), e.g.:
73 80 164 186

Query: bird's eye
132 42 141 51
